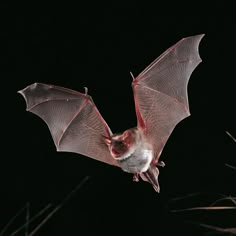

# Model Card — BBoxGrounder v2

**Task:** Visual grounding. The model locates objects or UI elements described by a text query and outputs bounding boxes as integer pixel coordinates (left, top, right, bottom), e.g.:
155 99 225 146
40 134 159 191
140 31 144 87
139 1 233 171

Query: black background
1 3 235 236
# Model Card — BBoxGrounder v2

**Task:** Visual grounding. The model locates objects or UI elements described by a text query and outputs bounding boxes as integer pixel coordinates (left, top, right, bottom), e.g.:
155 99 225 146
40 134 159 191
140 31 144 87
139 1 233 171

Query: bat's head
103 128 139 160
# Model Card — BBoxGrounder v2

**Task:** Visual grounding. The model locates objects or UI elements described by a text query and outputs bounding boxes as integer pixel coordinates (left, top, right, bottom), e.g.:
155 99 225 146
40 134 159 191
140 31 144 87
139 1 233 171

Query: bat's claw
140 167 160 193
133 173 139 182
157 161 165 168
153 184 160 193
84 87 88 95
130 71 135 81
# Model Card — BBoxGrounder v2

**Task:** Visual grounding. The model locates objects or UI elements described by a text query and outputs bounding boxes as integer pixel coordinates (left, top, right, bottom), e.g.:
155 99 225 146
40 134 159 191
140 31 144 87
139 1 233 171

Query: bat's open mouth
111 148 121 158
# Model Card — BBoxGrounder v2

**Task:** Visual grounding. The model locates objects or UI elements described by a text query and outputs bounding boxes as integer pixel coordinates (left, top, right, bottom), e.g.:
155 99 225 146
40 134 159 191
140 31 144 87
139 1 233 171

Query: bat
18 34 204 192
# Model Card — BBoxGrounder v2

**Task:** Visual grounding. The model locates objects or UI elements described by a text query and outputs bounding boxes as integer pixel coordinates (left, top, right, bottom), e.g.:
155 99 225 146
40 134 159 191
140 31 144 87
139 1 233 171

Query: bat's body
117 129 152 174
19 34 204 192
104 127 162 191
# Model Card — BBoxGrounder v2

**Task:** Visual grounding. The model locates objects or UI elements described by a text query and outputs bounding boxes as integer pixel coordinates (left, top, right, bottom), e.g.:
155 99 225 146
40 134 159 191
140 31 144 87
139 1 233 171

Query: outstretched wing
132 34 204 161
18 83 119 167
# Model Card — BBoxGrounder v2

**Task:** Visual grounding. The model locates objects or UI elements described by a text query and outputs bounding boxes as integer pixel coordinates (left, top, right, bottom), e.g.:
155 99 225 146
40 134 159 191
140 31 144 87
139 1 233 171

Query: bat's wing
132 34 204 162
18 83 119 167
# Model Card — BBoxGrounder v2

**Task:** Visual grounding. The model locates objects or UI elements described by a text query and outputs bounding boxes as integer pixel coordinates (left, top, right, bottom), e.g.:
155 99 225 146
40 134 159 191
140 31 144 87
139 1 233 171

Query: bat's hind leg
132 162 163 192
138 166 160 193
133 173 140 182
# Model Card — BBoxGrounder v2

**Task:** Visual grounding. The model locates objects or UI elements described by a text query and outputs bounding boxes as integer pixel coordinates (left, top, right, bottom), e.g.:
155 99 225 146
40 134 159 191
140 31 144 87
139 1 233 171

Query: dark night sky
1 3 235 236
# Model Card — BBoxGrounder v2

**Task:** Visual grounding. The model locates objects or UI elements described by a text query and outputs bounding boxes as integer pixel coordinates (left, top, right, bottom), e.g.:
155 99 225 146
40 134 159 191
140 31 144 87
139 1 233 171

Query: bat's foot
157 161 165 168
140 167 160 193
152 159 165 168
152 184 160 193
133 173 140 182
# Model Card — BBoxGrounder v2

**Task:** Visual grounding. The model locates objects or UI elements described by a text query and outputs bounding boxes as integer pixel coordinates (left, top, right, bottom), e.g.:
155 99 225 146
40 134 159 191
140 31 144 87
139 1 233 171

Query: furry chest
118 147 153 173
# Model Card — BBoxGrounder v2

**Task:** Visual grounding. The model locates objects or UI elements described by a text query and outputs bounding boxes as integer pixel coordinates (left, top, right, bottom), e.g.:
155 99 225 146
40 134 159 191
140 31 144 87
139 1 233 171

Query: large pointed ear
102 136 111 146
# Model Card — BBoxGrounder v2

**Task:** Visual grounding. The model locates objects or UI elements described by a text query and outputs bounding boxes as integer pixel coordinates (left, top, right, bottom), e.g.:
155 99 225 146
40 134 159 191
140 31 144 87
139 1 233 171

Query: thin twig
194 222 236 234
29 176 90 236
171 206 236 213
226 130 236 143
209 196 236 207
9 204 52 236
225 163 236 170
25 202 30 236
0 204 28 236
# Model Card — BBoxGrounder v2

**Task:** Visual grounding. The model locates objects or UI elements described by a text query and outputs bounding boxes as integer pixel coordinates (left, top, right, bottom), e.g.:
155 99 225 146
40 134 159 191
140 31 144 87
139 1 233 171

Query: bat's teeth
111 148 120 157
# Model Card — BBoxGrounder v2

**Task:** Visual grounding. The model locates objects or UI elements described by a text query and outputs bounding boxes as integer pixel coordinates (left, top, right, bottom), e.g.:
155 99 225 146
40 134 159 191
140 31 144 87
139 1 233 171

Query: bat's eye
115 141 125 148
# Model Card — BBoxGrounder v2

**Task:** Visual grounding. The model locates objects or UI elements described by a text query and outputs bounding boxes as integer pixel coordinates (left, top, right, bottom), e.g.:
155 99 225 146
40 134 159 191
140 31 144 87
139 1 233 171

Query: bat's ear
102 136 111 146
122 130 130 140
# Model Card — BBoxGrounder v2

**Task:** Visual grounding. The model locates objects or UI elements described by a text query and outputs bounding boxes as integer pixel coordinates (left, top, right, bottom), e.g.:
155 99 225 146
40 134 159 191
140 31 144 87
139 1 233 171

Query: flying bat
18 34 204 192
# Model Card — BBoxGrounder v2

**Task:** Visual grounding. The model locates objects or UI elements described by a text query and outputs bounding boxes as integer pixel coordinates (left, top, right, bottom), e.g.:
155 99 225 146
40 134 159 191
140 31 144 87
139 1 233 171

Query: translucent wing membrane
133 34 204 160
19 83 119 167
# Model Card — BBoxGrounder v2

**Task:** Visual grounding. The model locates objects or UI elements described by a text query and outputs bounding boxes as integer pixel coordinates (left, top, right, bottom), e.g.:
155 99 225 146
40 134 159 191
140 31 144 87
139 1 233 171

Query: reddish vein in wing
132 83 146 130
136 44 177 81
92 105 112 138
27 98 80 111
140 85 190 115
57 98 89 148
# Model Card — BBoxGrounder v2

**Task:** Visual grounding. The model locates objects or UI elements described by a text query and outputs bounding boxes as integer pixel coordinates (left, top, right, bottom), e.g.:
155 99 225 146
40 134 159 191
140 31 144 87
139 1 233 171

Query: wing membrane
19 83 119 167
132 34 204 160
